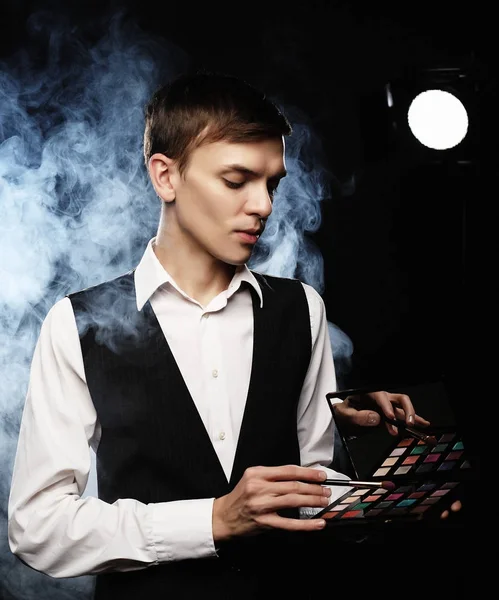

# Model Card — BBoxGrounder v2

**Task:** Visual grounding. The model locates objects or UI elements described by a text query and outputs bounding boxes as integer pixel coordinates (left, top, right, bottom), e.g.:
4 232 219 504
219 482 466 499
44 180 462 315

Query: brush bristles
381 480 396 490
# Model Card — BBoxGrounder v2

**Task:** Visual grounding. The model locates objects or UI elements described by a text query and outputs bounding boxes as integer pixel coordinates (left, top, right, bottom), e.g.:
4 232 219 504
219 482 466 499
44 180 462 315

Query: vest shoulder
67 270 135 301
250 270 304 289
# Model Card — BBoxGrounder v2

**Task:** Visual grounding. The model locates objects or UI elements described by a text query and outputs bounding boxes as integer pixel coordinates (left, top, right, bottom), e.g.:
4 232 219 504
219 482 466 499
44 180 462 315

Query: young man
8 71 460 598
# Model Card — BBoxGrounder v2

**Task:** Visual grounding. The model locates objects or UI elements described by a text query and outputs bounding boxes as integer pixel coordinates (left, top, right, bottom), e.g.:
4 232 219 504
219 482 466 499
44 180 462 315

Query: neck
154 213 236 307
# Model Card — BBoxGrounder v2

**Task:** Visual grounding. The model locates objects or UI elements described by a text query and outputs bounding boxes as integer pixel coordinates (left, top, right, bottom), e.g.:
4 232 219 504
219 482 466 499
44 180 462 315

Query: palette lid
327 380 477 483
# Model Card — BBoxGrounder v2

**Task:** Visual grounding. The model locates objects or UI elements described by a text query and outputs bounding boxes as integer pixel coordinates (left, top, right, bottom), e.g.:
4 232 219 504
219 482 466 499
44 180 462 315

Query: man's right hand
212 465 331 542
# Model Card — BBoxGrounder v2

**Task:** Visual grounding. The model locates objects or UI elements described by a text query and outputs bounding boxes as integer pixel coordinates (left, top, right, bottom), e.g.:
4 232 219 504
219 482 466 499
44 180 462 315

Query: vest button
212 369 218 378
218 431 226 440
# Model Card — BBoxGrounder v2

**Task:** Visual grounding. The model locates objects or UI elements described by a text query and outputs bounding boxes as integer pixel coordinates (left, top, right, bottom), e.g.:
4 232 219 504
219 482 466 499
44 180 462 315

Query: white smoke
0 8 353 599
248 107 354 382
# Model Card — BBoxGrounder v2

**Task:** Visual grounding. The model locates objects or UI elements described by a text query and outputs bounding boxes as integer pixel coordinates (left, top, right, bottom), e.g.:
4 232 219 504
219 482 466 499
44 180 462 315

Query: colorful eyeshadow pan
418 483 436 491
438 461 456 471
423 454 440 463
394 466 412 475
416 464 434 473
432 444 448 452
343 495 360 503
398 439 413 447
411 505 431 514
341 510 363 518
390 448 406 456
431 489 450 497
396 499 416 507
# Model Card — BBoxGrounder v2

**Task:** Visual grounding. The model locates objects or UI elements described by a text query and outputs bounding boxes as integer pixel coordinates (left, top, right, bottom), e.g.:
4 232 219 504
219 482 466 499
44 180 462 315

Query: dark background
0 1 488 594
1 0 490 449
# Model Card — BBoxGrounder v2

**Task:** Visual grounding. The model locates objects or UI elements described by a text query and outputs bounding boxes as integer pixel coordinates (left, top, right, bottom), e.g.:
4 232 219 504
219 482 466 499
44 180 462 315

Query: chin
220 251 253 267
223 257 249 267
213 242 254 267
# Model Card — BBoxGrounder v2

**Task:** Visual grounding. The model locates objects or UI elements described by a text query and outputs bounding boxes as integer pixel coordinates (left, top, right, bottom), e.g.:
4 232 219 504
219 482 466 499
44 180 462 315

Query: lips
239 228 261 235
235 230 260 244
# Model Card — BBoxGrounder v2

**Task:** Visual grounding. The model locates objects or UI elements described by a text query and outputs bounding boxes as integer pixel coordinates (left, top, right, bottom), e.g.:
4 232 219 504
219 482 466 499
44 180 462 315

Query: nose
245 184 273 220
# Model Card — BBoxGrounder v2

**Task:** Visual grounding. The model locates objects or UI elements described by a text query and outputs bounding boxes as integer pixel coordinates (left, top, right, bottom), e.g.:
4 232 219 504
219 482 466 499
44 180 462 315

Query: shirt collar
134 238 264 310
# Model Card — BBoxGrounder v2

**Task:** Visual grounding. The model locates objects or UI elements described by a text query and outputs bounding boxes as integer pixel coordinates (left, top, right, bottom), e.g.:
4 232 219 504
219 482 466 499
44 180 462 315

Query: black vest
69 270 313 599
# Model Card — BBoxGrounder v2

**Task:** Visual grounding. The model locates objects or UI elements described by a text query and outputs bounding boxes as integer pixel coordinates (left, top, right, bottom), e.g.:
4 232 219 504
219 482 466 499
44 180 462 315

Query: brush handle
322 479 385 489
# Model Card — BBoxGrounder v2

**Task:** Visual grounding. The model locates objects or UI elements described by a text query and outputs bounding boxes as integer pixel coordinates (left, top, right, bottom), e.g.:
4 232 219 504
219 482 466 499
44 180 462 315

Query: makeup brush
383 416 438 447
321 479 396 491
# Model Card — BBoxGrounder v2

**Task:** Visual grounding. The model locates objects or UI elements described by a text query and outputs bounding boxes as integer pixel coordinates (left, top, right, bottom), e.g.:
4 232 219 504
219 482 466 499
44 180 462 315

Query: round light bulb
407 89 469 150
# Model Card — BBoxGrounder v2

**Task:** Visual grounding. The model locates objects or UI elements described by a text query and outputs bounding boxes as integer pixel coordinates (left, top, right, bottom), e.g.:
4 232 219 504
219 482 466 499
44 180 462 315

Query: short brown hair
143 70 292 176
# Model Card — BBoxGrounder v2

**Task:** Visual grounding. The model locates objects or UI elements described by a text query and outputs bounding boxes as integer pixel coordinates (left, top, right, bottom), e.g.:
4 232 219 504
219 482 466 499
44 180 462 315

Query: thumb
355 410 381 427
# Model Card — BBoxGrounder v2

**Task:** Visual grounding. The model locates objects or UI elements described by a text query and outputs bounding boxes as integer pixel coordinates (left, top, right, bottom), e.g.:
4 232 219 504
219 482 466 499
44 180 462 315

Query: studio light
357 58 482 167
407 89 469 150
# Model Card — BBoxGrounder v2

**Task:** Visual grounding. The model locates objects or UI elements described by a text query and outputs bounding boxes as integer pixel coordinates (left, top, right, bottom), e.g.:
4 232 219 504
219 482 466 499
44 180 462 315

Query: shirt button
212 369 218 378
219 431 226 440
202 313 209 319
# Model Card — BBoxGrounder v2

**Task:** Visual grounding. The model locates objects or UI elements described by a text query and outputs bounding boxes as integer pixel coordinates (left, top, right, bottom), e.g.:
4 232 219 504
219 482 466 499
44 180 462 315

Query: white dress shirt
8 238 349 578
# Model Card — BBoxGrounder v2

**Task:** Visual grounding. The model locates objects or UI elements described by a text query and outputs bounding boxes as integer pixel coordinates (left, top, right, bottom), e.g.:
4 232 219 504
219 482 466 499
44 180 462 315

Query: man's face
168 137 286 266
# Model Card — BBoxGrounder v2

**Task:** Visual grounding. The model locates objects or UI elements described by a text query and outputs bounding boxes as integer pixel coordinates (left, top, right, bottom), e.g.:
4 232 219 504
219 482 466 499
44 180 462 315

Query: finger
367 392 413 436
251 491 332 513
387 393 417 425
384 420 400 436
271 480 332 498
367 391 396 420
393 405 431 428
334 402 381 427
440 500 462 520
333 401 362 421
351 409 381 427
245 464 328 484
413 413 431 427
258 513 327 532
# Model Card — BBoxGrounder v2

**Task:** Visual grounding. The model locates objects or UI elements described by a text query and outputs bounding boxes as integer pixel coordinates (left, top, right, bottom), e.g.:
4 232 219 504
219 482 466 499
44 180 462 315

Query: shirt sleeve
296 283 351 515
7 297 217 579
296 283 338 467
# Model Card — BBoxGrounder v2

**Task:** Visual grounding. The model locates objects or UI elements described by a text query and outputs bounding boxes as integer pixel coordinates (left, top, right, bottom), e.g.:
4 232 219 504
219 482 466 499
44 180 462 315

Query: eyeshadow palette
315 381 478 525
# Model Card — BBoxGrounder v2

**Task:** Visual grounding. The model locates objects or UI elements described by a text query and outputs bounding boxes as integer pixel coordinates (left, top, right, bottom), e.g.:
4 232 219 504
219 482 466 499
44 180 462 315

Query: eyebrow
221 164 287 180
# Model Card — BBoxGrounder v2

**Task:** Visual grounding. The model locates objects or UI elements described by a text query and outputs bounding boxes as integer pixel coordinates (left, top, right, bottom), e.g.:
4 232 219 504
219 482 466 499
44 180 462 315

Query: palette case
313 381 478 526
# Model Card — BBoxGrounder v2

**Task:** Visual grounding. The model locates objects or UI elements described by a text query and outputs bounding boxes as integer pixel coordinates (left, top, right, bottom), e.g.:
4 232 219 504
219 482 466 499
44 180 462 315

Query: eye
224 179 244 189
267 184 279 198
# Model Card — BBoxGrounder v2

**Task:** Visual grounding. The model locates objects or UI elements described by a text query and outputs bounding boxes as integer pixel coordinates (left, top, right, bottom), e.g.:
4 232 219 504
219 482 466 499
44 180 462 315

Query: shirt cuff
149 498 217 562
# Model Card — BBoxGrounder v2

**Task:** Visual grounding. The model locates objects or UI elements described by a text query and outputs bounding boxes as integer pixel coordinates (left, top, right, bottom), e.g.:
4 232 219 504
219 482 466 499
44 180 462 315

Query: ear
148 153 178 203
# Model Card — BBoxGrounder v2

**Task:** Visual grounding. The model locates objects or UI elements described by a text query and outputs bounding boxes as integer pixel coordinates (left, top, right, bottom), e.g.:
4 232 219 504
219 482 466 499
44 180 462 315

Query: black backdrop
0 2 489 596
